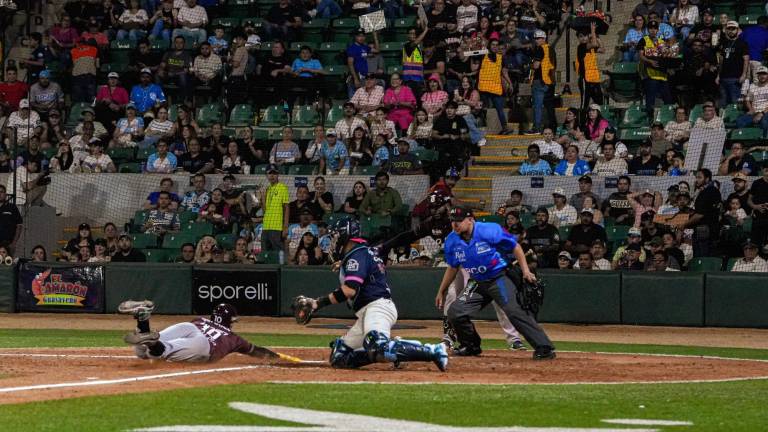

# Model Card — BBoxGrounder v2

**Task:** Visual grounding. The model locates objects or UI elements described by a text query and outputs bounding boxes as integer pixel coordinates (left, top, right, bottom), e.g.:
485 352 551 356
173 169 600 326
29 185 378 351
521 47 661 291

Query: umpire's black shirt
0 201 22 244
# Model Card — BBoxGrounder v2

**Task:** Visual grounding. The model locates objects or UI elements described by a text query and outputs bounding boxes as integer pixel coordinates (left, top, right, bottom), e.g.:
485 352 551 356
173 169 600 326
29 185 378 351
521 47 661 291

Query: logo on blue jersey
346 259 359 272
476 242 490 254
454 250 465 262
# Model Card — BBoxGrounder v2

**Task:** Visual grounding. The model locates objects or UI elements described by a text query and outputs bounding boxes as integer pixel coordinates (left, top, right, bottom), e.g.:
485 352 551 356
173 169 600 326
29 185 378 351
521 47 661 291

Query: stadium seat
326 104 345 124
413 148 439 162
606 225 630 243
611 62 638 75
739 15 758 27
726 257 738 271
252 164 269 174
728 128 764 144
318 42 347 66
286 164 317 175
150 38 170 52
66 102 92 128
196 104 225 128
558 225 572 240
132 210 149 232
119 162 143 173
621 103 648 127
361 214 392 238
290 41 317 51
107 147 136 163
212 17 239 29
619 127 651 144
255 250 280 264
228 104 255 127
608 62 639 99
689 104 703 124
136 147 154 161
304 18 329 43
215 233 237 250
178 210 197 225
132 233 159 249
478 215 503 225
653 104 676 125
260 105 289 127
162 233 199 249
143 248 174 263
293 105 320 127
721 104 743 128
168 104 179 121
688 257 723 272
226 0 255 16
353 165 382 176
323 212 349 225
184 222 214 237
42 147 57 160
386 65 403 75
520 212 534 227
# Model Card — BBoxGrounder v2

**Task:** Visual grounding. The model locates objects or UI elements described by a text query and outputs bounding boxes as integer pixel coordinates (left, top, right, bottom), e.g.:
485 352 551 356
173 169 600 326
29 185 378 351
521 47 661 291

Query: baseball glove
507 267 545 315
291 295 316 325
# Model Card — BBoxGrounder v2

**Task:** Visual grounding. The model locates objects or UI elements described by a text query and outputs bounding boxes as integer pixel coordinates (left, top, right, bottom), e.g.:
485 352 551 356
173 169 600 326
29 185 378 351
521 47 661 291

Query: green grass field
0 329 767 431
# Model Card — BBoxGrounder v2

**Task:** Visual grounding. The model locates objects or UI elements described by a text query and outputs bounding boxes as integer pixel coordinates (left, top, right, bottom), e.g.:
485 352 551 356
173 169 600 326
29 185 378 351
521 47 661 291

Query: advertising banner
192 267 280 316
17 263 105 313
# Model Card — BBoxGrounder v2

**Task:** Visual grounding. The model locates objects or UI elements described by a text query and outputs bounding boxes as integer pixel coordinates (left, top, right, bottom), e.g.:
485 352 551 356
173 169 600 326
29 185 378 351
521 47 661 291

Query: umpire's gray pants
134 322 211 362
447 274 553 351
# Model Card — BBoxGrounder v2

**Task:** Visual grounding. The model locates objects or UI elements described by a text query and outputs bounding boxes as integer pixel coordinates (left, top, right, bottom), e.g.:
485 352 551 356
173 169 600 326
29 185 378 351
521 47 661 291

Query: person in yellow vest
639 20 674 119
402 25 429 99
575 21 604 112
478 37 514 135
525 29 557 135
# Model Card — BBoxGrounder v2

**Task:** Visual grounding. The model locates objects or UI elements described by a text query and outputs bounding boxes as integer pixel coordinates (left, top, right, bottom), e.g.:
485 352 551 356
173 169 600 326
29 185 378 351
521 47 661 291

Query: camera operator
0 184 23 255
6 158 50 211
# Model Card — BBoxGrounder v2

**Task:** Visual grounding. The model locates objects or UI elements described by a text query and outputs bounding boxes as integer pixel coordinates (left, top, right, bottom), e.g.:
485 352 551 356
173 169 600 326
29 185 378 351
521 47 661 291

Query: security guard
575 22 604 111
639 20 674 118
435 206 556 360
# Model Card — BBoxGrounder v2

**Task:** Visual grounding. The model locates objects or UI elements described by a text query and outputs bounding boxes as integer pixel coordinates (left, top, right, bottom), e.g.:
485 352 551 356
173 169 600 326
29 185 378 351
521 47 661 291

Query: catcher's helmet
328 217 362 260
428 189 450 209
211 303 238 328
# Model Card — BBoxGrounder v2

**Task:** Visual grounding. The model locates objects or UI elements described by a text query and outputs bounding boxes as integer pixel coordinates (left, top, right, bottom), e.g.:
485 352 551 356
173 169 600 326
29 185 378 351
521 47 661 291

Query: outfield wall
2 264 768 328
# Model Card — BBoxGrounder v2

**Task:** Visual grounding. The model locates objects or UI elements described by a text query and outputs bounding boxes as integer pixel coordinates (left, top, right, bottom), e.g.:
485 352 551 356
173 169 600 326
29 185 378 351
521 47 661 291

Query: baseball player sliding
118 301 286 362
292 217 448 371
436 206 556 360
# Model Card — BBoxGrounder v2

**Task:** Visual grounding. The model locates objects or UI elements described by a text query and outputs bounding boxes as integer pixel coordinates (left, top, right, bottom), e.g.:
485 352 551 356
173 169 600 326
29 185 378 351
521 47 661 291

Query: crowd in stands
0 0 767 273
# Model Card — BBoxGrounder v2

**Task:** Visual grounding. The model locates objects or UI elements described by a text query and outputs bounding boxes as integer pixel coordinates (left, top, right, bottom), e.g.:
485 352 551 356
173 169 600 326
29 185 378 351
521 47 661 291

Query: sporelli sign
192 268 280 316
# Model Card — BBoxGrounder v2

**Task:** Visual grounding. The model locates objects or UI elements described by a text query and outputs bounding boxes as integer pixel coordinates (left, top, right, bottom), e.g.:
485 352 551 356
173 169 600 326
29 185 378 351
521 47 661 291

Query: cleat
532 349 556 360
428 343 448 372
123 330 160 345
452 345 482 356
510 340 527 351
118 300 155 321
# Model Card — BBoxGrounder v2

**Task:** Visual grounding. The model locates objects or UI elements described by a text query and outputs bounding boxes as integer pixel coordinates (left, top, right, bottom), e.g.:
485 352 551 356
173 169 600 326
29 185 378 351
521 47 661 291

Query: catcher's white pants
443 268 522 344
134 322 211 362
342 298 398 349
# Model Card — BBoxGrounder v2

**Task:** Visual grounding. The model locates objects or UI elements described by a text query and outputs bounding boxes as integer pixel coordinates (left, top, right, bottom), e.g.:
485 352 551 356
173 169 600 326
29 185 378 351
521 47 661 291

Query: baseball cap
552 187 566 197
49 109 60 117
757 66 768 75
78 223 91 230
641 210 656 221
578 175 592 184
39 70 50 79
326 129 337 137
140 67 152 76
222 174 236 181
118 232 131 240
642 188 654 196
647 20 659 29
628 227 642 237
18 99 29 109
81 106 95 115
125 102 137 111
732 172 748 182
726 21 739 29
558 251 572 260
445 167 461 179
701 8 714 16
588 103 601 112
580 208 594 215
626 243 642 251
266 163 279 174
396 138 410 146
651 121 664 129
298 207 313 216
107 72 119 79
605 126 617 134
365 72 376 80
649 236 663 247
744 239 759 249
352 28 365 36
449 206 474 222
534 30 546 39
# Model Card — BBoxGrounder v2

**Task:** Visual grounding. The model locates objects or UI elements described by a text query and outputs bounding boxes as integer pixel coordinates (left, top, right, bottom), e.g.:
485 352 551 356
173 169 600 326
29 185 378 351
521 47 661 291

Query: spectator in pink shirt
80 18 109 51
585 104 610 144
382 73 416 131
421 74 449 118
50 15 80 62
95 72 130 135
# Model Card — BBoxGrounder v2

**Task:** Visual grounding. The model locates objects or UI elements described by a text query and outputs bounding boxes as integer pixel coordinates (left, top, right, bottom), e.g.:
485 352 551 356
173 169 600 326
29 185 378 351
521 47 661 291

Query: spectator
130 69 167 117
503 210 525 236
731 240 768 272
736 66 768 135
602 175 634 225
614 242 644 271
406 108 433 147
532 128 563 161
593 142 628 176
232 237 256 264
431 101 470 179
334 102 368 142
255 41 292 105
219 141 248 174
174 104 201 139
6 159 47 208
50 14 80 56
725 196 749 225
346 127 374 169
660 231 686 267
21 33 53 83
585 104 609 144
30 244 47 262
0 68 28 112
103 222 119 255
719 142 759 176
77 244 93 263
207 25 229 56
680 38 718 104
632 0 667 23
111 233 147 262
29 71 64 118
670 0 698 41
173 0 209 44
748 166 768 247
623 15 647 62
289 45 324 104
269 127 301 166
79 141 116 173
117 0 149 41
179 137 214 174
199 188 231 232
360 171 403 216
50 142 75 172
569 175 600 210
571 125 599 161
64 223 95 260
194 235 217 263
175 242 197 263
647 11 675 41
519 144 553 176
527 207 560 268
190 42 223 95
383 73 417 131
565 208 607 253
309 176 334 215
341 181 367 216
71 39 100 103
351 73 385 116
287 207 319 254
639 20 674 118
0 184 22 253
741 16 768 68
143 191 180 235
369 108 397 144
129 40 163 83
17 136 49 170
141 107 175 149
478 38 513 135
679 169 722 257
159 36 192 101
389 139 423 175
556 107 579 145
727 172 751 211
181 173 210 214
263 0 302 42
629 189 662 228
548 187 578 227
647 249 680 272
371 134 391 169
317 129 349 175
112 104 144 147
718 21 749 107
144 177 180 210
554 145 591 176
453 75 487 148
665 107 691 151
315 0 342 19
146 139 177 173
94 72 129 134
629 140 663 175
556 251 572 269
76 107 108 140
288 185 322 224
5 99 41 145
401 26 429 93
504 189 533 214
261 164 290 253
0 150 11 173
574 239 611 270
150 0 175 42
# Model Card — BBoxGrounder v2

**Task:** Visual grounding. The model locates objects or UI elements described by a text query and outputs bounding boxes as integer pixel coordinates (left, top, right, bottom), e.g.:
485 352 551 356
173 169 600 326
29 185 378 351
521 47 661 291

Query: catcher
118 300 284 363
435 206 556 360
292 217 448 371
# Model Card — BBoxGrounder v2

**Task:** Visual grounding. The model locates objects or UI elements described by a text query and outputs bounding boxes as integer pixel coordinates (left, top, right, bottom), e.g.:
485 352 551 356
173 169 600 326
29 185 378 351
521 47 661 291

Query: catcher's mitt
507 267 545 315
291 295 316 325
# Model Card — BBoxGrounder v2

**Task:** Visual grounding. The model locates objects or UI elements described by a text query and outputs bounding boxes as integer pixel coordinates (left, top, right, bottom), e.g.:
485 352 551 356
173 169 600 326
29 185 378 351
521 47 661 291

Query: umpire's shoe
452 345 482 356
124 330 160 345
532 348 556 360
118 300 155 321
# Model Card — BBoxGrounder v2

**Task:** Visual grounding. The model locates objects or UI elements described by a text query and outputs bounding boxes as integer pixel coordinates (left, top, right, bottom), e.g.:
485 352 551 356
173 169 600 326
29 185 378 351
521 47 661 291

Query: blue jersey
340 244 391 311
443 222 518 281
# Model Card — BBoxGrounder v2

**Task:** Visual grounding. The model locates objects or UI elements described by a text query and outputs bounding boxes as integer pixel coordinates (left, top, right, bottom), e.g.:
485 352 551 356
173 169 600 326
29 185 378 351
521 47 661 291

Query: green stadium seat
260 105 289 127
286 164 317 175
386 65 403 75
162 233 198 249
323 212 349 225
318 42 347 65
215 233 237 250
323 64 346 77
136 147 154 161
304 18 329 30
226 0 255 16
143 248 174 263
611 62 638 75
621 103 648 127
689 104 703 124
228 104 255 127
256 250 280 264
727 257 738 271
413 148 438 162
393 16 417 28
290 41 317 51
326 104 345 124
132 210 149 231
150 38 169 52
520 212 534 227
332 18 358 30
353 165 382 176
196 103 224 128
239 17 263 30
184 222 214 237
619 127 651 144
267 128 284 140
721 103 743 128
478 215 503 225
606 225 630 243
66 102 92 128
728 128 764 143
178 210 197 225
688 257 723 272
600 104 617 125
107 147 136 163
252 129 269 140
653 104 676 125
119 162 143 173
252 164 270 174
361 214 392 238
212 17 239 29
132 233 159 249
739 15 758 27
558 225 572 240
293 105 320 127
167 104 179 122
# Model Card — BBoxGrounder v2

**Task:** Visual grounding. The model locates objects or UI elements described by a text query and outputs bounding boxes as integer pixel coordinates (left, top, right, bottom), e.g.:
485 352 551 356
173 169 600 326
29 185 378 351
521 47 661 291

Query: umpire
435 206 556 360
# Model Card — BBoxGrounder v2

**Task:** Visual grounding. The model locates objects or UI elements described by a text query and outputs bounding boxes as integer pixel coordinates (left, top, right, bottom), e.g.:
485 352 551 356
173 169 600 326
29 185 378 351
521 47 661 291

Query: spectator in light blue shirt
130 68 167 115
291 46 324 78
207 27 229 55
319 130 349 174
519 144 553 176
554 145 592 176
623 15 647 62
371 133 391 168
648 12 675 41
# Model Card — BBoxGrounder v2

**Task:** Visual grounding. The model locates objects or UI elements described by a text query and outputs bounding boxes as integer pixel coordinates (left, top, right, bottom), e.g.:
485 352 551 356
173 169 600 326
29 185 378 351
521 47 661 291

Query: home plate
602 419 693 426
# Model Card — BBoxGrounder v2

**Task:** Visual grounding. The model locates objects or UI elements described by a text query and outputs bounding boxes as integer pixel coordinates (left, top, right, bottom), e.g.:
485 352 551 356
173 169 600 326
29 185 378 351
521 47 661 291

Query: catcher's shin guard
369 333 448 371
329 338 371 369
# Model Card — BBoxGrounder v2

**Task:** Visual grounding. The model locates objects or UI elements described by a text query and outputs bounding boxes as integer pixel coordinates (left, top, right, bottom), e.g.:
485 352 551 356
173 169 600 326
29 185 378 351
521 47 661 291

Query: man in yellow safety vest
525 29 556 135
639 20 674 118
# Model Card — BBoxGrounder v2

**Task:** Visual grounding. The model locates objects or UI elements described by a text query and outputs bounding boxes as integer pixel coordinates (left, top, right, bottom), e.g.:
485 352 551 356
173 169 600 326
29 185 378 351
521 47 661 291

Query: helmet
328 217 362 260
428 189 449 209
211 303 238 328
445 167 461 179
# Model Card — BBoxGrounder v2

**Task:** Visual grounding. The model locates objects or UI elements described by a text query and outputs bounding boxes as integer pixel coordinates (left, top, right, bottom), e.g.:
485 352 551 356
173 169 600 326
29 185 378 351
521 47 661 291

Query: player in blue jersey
436 206 556 359
292 217 448 371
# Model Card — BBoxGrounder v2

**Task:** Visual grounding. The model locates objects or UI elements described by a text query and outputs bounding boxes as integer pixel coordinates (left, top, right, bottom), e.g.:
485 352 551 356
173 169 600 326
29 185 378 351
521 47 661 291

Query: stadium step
455 177 491 189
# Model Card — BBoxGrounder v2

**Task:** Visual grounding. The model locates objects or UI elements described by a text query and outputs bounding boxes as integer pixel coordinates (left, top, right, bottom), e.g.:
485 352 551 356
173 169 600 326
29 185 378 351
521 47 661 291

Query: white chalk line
602 419 693 426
